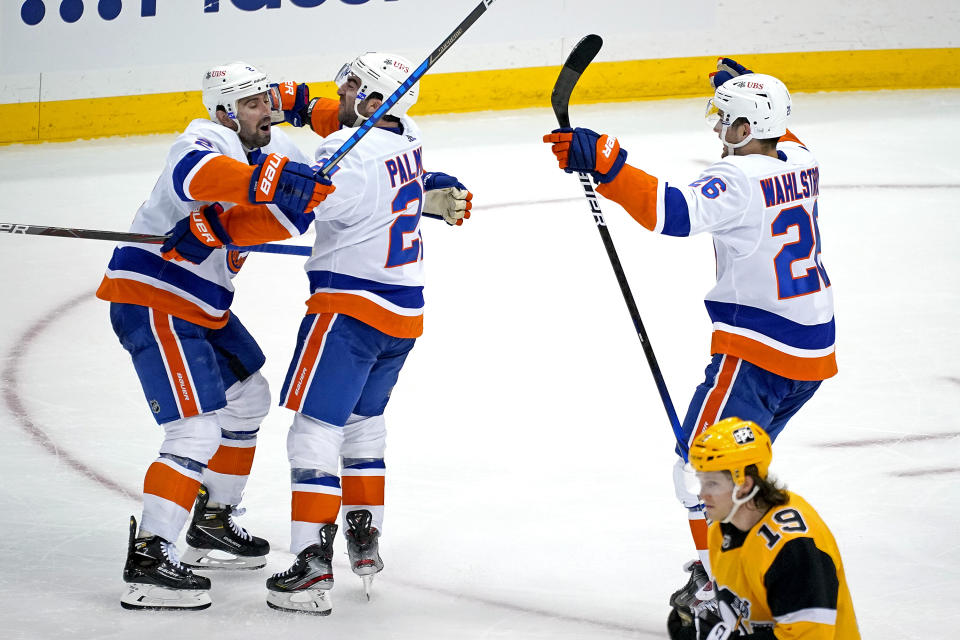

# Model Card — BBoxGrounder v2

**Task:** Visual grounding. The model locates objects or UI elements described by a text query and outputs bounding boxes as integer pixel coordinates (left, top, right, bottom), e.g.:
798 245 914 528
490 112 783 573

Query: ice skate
182 485 269 570
668 559 716 624
265 523 337 615
344 509 383 600
120 516 212 611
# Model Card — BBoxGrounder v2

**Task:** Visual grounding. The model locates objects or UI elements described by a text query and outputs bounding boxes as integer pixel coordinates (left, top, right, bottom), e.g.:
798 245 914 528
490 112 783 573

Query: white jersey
97 119 312 328
303 116 426 339
598 136 835 380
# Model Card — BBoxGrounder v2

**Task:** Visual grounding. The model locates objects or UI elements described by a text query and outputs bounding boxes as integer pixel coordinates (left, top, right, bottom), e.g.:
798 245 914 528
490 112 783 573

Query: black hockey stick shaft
0 222 311 256
551 35 687 458
319 0 497 177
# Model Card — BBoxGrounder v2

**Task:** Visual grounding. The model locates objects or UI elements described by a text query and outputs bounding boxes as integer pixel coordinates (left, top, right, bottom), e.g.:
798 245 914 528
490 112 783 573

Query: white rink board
2 0 959 101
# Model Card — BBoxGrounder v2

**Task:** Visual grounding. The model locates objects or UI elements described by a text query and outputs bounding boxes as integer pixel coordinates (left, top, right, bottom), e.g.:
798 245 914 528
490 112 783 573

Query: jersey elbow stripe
172 149 215 202
711 331 837 380
661 185 691 236
775 607 838 625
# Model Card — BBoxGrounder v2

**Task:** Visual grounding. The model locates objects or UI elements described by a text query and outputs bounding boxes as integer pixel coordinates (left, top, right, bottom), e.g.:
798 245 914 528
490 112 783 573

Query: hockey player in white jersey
544 58 836 623
264 52 472 615
98 61 335 610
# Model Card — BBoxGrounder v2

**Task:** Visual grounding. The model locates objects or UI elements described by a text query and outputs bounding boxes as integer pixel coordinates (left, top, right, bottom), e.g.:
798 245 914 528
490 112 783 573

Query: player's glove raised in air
249 153 335 213
542 127 627 184
269 81 311 127
422 172 472 226
161 202 231 264
709 57 753 90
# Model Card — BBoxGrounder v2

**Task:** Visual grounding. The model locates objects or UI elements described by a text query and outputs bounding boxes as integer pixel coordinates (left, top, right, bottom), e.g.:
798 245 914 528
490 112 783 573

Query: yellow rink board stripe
2 48 957 144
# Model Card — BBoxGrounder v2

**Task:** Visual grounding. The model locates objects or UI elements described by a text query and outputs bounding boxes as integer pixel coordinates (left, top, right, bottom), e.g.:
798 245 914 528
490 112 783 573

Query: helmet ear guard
201 61 271 122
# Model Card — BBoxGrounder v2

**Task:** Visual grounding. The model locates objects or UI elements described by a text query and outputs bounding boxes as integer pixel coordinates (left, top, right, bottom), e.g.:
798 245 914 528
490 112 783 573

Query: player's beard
239 115 272 149
338 96 358 128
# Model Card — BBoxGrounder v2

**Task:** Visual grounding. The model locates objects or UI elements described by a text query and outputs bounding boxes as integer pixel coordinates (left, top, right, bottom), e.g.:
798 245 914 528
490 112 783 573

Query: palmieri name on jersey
384 148 423 187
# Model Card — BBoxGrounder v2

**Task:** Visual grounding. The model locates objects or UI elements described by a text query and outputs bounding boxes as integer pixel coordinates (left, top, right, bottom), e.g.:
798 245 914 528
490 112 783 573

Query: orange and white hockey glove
542 127 627 183
269 81 311 127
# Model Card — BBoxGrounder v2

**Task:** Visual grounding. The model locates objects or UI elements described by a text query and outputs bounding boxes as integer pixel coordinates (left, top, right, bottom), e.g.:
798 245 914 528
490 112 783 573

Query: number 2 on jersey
386 180 423 268
771 201 830 299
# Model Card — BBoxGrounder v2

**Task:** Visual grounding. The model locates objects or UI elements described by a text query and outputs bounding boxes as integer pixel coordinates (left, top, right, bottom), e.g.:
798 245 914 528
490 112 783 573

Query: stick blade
551 34 604 127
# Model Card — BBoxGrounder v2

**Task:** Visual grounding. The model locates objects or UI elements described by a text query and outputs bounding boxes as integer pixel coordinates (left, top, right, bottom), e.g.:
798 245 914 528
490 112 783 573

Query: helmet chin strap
720 482 759 524
720 122 754 157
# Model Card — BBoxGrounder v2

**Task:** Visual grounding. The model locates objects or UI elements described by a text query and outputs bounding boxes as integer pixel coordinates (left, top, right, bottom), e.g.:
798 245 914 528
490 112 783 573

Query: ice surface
1 90 958 639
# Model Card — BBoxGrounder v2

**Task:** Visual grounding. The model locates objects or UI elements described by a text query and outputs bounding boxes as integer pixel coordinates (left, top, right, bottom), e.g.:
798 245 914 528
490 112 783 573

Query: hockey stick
551 35 688 458
0 222 311 257
317 0 497 177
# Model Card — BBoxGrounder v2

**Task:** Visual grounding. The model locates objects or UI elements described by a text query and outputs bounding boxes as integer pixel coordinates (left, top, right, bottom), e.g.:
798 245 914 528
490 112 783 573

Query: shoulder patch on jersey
763 537 839 617
195 137 215 151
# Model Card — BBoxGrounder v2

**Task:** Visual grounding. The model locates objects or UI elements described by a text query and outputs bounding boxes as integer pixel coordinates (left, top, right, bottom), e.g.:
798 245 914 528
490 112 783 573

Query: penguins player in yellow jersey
668 418 860 640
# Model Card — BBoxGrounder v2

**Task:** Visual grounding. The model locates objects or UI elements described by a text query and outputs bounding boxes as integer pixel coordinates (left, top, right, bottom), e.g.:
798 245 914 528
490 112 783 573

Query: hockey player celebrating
98 61 335 610
543 59 836 607
668 418 859 639
261 52 472 615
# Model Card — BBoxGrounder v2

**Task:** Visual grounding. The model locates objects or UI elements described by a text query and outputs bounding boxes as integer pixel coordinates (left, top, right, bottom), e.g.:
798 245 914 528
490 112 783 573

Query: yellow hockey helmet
689 418 772 485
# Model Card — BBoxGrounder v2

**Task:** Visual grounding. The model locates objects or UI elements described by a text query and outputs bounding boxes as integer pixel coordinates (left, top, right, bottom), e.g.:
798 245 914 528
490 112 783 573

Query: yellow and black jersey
707 491 860 639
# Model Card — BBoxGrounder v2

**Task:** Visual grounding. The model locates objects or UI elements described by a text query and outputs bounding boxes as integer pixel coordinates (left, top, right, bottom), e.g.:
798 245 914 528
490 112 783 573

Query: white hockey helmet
706 73 791 140
334 52 419 119
201 61 271 121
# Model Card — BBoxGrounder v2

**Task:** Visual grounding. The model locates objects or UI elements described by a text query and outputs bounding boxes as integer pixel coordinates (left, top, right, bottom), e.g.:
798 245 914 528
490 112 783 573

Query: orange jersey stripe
712 331 838 381
306 292 423 339
596 163 660 231
342 476 385 506
283 313 336 412
308 97 342 137
143 461 202 511
696 355 740 439
151 310 200 417
292 491 341 524
187 154 257 205
206 444 256 476
96 276 230 329
220 204 296 245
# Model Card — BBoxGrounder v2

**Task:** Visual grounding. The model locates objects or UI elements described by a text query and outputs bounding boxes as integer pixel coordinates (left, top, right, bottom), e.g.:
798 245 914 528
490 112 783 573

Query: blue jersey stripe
307 270 424 309
108 246 234 311
172 149 213 202
705 300 835 350
662 185 691 237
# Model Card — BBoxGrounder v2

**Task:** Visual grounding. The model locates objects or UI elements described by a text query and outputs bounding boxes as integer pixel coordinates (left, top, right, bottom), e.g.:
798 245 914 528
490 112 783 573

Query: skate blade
181 546 266 570
120 583 211 611
266 589 332 615
361 574 375 601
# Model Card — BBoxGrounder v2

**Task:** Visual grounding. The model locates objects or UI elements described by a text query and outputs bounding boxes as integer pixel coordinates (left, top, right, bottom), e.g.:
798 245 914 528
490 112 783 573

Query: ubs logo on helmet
20 1 156 25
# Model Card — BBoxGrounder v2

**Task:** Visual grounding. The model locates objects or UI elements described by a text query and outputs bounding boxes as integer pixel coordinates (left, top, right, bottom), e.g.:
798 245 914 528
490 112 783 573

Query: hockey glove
269 81 311 127
161 203 232 264
542 127 627 184
422 172 472 226
249 153 335 213
709 58 753 90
